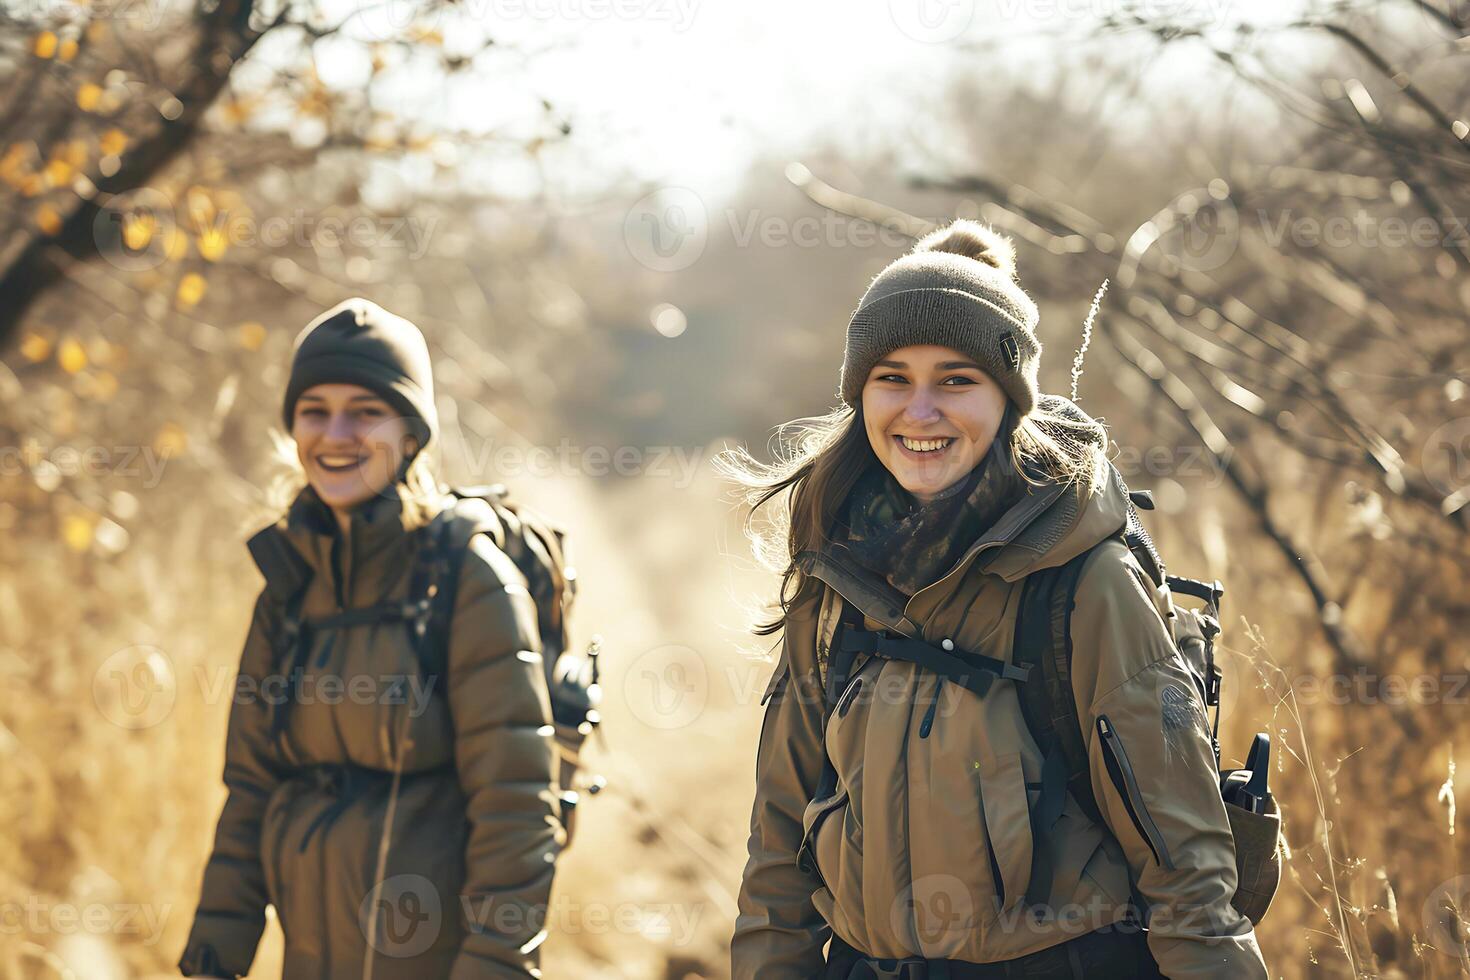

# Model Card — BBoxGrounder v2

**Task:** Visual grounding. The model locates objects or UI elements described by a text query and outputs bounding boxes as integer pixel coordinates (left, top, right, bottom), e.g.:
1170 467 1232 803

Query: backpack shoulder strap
414 493 504 691
1014 544 1105 826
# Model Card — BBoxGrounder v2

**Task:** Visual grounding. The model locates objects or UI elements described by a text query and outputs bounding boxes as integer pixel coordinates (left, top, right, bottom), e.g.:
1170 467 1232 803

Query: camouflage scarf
840 427 1030 597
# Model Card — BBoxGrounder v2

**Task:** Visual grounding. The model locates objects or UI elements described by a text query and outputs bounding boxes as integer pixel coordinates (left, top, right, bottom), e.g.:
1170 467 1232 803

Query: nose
323 411 359 443
900 387 941 427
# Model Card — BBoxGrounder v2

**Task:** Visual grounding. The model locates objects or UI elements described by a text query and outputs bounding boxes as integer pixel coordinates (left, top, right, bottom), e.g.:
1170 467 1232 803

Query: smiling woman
723 220 1270 980
178 298 569 980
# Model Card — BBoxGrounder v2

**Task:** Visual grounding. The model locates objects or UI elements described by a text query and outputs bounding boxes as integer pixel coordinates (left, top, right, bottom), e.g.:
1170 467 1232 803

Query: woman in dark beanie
179 298 564 979
724 222 1269 978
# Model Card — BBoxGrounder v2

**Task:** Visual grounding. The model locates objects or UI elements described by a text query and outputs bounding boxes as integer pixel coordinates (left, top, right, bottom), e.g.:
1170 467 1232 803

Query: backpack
803 479 1282 926
1012 485 1282 925
244 484 603 840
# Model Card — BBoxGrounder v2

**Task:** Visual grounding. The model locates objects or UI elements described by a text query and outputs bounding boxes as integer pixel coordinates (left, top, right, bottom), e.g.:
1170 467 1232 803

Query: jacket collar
801 460 1131 636
267 481 446 607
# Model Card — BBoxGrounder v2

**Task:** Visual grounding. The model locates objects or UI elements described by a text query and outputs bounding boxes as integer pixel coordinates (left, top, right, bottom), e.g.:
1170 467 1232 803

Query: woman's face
291 383 416 513
861 344 1009 503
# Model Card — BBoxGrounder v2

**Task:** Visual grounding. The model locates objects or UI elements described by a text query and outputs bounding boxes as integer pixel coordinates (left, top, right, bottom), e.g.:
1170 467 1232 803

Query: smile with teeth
316 453 368 472
897 435 956 453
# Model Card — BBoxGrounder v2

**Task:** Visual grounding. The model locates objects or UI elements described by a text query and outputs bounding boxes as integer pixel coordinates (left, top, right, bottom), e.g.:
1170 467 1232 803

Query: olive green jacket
181 484 562 979
732 462 1268 978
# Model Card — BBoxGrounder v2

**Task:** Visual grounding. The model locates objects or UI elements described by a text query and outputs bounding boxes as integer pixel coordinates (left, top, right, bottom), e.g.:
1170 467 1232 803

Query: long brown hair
716 395 1110 634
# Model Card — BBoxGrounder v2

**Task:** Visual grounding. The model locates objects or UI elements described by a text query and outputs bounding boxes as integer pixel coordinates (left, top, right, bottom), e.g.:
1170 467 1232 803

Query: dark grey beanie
282 298 438 450
840 220 1042 415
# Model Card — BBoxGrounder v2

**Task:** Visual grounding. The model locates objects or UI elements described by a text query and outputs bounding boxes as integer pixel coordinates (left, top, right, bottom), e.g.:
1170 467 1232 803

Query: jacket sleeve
1070 545 1268 980
180 593 283 978
731 616 832 980
447 535 563 980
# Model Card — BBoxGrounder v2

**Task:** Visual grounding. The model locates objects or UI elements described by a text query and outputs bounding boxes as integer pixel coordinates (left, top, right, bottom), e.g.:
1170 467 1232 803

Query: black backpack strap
414 499 489 700
1014 545 1101 908
838 629 1029 699
246 526 314 740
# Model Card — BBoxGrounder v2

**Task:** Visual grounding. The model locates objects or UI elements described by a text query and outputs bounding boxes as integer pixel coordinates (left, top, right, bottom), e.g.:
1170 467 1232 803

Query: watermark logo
889 0 975 43
890 873 974 948
360 874 442 958
1423 875 1470 959
1157 184 1239 273
95 187 177 272
623 644 707 730
93 645 176 729
624 187 707 272
1422 417 1470 498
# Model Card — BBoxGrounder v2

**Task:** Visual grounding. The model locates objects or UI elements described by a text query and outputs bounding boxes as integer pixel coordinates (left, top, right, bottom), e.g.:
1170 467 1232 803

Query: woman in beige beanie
724 221 1269 978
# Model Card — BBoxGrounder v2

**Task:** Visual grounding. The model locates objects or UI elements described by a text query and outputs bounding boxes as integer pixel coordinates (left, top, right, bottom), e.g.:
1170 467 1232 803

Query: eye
941 375 978 386
355 406 386 419
297 407 327 417
875 373 908 384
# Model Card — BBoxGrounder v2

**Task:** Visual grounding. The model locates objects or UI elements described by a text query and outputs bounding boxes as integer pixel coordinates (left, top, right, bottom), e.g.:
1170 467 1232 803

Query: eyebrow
873 359 985 370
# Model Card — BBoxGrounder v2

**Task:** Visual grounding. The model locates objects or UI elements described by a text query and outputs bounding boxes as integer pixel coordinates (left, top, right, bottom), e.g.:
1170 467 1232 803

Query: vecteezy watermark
889 0 975 43
1 438 170 489
347 0 698 42
624 188 914 272
1254 209 1470 252
1110 443 1231 488
624 187 709 273
93 645 177 730
93 649 440 730
0 897 172 946
890 874 977 947
360 874 443 958
622 644 708 730
463 894 705 946
94 189 439 272
1148 184 1240 274
1422 417 1470 499
1272 669 1470 708
1423 875 1470 960
725 210 911 251
196 668 439 718
23 0 171 31
443 436 705 488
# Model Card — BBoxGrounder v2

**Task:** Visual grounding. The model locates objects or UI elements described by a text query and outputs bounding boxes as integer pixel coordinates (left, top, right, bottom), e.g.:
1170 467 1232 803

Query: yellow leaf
62 514 95 552
238 321 267 351
77 83 102 112
36 204 62 236
58 37 78 62
58 337 87 373
176 272 206 309
44 158 73 187
121 210 154 252
99 129 128 156
19 333 51 362
197 226 227 262
33 32 58 59
154 422 188 459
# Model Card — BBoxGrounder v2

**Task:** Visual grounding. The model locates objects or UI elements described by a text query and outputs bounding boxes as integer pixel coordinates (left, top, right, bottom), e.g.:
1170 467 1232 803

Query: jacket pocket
1096 715 1175 870
977 752 1033 912
797 790 850 891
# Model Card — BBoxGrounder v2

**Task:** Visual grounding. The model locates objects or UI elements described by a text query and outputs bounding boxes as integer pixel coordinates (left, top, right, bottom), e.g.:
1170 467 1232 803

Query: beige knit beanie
840 220 1042 415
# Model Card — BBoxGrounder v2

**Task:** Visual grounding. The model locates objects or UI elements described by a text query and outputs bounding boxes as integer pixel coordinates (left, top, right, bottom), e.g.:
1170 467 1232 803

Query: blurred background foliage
1 0 1469 976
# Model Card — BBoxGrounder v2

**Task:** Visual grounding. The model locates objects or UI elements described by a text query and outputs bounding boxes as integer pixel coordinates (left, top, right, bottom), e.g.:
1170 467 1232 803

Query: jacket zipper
1096 715 1175 870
